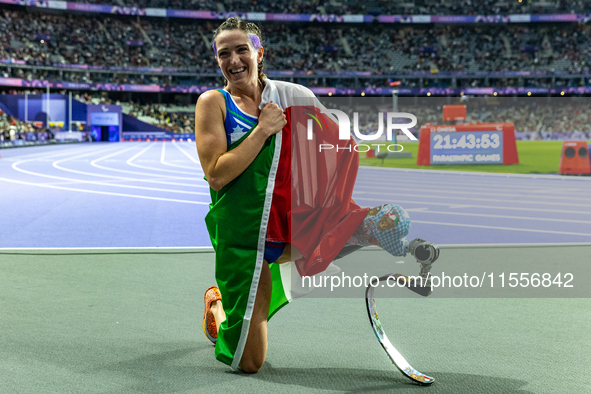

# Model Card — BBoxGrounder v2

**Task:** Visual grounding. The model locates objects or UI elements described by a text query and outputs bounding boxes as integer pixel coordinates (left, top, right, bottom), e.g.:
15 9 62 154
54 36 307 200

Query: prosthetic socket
408 238 440 279
344 204 440 280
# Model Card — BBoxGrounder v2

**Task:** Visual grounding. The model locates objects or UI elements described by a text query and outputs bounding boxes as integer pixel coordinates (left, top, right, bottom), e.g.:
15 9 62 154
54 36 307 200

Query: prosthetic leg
336 238 440 275
406 238 440 296
338 204 440 295
340 204 439 273
409 238 440 276
356 207 440 385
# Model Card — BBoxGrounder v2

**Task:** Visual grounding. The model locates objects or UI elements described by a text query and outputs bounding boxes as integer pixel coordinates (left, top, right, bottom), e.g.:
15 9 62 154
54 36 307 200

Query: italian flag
205 79 367 369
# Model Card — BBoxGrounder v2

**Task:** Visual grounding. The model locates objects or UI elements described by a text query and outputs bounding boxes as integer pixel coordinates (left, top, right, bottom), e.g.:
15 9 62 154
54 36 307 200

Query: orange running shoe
203 286 222 344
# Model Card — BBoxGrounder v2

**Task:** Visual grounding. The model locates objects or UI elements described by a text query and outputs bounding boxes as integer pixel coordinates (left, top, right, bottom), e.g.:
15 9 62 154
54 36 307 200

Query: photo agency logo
305 109 418 152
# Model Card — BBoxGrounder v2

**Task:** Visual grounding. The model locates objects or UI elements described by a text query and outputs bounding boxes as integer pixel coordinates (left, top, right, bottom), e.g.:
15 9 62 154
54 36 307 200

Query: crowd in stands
3 88 591 139
2 8 591 81
73 92 195 133
410 101 591 138
328 98 591 140
2 0 590 143
65 0 591 15
0 108 48 144
72 84 588 140
0 90 193 134
124 102 194 133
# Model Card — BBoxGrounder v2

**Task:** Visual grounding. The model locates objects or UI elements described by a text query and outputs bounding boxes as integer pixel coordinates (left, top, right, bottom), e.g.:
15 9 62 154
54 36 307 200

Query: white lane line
406 209 591 225
0 145 94 161
49 145 208 188
352 195 591 215
41 181 116 186
0 246 214 251
0 176 210 205
126 143 202 175
8 146 210 196
354 182 591 201
438 242 591 248
9 143 116 163
90 143 205 181
413 220 591 237
356 173 591 191
359 166 591 181
357 172 591 192
173 140 200 165
353 190 591 208
2 243 589 252
12 144 119 172
123 141 201 175
55 144 138 168
160 141 199 170
16 160 209 196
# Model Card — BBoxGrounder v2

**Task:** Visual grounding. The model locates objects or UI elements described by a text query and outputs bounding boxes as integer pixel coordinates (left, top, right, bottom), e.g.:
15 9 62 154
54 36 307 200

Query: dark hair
212 17 266 88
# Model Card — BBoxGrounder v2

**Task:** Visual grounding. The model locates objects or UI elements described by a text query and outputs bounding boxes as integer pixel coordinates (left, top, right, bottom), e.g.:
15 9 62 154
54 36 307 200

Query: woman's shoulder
195 89 225 111
198 88 226 100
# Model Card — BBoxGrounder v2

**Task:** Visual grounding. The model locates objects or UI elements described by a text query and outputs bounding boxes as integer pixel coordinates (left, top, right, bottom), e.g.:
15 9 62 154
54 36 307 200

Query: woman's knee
239 352 265 373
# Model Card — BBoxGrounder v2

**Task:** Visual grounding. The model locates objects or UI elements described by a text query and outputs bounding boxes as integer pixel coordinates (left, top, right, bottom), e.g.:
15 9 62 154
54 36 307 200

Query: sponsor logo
431 126 456 132
306 110 418 141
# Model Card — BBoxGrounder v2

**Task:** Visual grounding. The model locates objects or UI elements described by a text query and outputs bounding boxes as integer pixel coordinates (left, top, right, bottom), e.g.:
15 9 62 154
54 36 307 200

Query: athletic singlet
217 89 259 148
217 88 286 263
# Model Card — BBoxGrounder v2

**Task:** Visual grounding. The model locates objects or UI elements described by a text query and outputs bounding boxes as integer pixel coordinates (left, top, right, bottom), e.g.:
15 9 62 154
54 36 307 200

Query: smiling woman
212 18 267 91
194 16 436 376
194 17 290 374
194 18 285 193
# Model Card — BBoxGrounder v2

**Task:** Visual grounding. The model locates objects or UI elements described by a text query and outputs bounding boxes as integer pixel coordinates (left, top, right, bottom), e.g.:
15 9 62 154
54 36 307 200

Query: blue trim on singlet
217 89 258 148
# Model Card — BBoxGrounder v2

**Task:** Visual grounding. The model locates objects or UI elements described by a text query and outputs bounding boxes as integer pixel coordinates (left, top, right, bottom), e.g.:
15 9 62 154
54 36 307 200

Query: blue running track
1 142 590 248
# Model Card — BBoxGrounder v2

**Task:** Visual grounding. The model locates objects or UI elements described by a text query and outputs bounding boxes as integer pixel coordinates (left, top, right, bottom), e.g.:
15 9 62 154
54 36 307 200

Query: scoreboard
417 123 519 165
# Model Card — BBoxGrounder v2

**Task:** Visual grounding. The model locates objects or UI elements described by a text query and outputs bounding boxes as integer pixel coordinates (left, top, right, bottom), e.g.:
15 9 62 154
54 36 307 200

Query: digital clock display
430 131 504 164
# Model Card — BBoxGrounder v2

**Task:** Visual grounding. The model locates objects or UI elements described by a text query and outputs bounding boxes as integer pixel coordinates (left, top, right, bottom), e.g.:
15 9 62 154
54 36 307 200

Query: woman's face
215 30 263 89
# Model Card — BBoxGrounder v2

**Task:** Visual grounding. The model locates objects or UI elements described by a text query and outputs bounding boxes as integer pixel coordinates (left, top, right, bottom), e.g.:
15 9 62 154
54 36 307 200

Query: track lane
1 142 590 247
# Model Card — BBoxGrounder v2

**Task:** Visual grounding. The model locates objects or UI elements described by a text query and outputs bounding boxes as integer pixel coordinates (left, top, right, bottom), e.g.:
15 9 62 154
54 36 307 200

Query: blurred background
1 0 590 167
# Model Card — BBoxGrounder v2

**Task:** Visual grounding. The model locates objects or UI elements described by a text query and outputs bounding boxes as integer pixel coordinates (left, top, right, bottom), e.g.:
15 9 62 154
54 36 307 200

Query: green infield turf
358 140 587 174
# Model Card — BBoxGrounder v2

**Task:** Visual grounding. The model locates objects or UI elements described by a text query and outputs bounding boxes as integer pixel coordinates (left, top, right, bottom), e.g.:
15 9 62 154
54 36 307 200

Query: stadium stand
1 8 591 91
4 88 589 140
1 0 591 140
63 0 591 15
2 9 590 73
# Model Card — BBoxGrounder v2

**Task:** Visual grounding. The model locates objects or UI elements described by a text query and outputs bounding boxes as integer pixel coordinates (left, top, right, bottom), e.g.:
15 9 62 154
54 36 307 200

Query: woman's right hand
257 102 287 137
195 93 287 191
